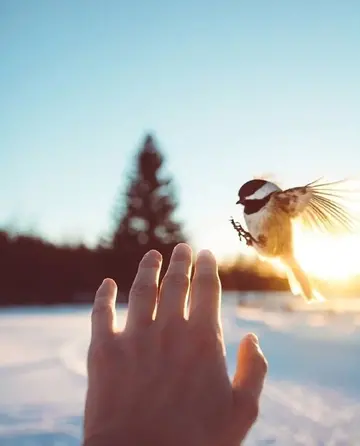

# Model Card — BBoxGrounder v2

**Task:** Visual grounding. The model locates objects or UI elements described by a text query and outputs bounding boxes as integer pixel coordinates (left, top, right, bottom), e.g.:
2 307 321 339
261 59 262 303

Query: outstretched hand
83 243 267 446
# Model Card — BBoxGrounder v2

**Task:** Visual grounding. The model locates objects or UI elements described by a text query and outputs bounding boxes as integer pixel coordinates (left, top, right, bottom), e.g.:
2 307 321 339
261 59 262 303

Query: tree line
1 134 358 306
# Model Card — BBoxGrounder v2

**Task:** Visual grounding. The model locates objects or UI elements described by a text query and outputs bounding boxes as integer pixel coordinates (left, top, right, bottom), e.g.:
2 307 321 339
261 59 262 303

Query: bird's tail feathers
282 255 325 303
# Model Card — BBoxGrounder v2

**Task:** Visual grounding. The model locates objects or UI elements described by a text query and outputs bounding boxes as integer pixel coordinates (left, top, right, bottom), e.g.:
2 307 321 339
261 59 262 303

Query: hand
83 243 267 446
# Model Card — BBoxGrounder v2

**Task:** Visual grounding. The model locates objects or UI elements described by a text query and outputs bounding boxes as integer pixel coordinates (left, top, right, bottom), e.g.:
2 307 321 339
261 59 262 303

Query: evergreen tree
109 133 187 293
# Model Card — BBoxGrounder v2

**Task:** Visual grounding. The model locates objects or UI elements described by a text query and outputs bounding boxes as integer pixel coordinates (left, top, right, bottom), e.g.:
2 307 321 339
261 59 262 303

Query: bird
232 177 360 302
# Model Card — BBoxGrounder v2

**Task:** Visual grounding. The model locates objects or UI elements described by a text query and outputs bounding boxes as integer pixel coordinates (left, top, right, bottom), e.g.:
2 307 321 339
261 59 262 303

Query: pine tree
109 133 187 293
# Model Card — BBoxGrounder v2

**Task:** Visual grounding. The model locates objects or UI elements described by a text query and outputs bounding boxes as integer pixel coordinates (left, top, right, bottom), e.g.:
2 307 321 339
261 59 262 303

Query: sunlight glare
292 222 360 280
253 177 360 281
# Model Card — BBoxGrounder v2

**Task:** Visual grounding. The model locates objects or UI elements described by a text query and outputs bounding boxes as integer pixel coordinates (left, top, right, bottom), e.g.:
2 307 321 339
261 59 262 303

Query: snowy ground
1 292 360 445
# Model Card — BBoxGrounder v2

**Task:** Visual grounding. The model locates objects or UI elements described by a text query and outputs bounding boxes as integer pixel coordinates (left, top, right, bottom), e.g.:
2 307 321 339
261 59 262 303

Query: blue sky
1 0 360 258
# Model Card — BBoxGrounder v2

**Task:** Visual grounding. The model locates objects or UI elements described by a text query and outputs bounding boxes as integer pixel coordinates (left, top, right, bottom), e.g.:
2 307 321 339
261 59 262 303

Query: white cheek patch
247 183 281 200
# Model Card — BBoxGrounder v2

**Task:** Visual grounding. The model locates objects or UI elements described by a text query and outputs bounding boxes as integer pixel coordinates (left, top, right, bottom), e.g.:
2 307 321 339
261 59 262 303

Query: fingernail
141 250 162 266
246 333 259 345
99 278 116 292
98 279 106 288
197 249 216 261
95 279 109 297
197 249 218 273
173 243 192 256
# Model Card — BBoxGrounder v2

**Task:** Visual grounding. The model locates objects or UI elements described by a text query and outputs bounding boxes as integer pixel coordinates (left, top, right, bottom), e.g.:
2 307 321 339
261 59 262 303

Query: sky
1 0 360 260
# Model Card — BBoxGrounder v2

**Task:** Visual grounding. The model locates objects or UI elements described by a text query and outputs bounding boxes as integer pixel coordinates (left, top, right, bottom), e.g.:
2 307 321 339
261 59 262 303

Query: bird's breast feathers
244 202 292 257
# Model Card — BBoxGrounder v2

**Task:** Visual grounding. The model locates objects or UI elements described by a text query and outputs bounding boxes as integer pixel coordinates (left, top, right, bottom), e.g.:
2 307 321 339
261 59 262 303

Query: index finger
188 249 221 328
91 278 118 341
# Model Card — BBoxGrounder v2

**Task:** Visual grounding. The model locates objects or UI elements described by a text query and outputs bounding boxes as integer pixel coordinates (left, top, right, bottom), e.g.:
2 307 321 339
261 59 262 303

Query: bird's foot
229 217 257 245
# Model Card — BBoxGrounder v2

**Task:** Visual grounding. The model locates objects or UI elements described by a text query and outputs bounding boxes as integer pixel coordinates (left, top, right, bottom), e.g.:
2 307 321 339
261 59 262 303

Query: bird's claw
229 217 256 245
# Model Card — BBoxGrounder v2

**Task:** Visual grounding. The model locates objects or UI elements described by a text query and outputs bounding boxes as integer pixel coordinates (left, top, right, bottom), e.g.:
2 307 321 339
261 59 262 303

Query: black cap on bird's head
236 179 280 205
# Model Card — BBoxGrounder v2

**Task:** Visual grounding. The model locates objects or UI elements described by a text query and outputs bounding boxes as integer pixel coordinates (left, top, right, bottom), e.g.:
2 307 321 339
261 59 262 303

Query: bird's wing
272 178 360 235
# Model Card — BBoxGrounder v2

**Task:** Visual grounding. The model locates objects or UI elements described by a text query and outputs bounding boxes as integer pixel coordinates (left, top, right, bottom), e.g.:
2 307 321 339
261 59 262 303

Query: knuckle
260 355 268 374
91 303 112 321
255 352 268 376
131 279 158 297
240 391 260 423
163 270 189 289
189 323 220 354
157 318 186 353
196 269 219 288
88 338 117 364
247 398 260 423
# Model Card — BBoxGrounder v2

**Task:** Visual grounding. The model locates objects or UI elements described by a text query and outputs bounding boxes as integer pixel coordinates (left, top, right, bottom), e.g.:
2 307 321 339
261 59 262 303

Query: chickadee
232 178 359 302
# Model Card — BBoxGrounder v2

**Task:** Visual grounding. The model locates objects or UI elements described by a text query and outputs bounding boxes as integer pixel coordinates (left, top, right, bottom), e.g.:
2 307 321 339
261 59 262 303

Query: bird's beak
236 199 242 205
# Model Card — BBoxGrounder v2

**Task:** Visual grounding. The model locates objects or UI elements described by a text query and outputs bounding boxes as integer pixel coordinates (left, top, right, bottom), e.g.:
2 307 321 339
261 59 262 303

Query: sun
197 184 360 283
201 221 360 281
290 221 360 280
251 178 360 282
257 222 360 282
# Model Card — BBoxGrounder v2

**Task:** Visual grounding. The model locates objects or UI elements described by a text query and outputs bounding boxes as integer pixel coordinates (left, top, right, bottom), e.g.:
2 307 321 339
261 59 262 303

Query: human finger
232 333 268 415
125 250 163 331
230 334 268 438
188 249 221 328
91 278 118 341
156 243 192 323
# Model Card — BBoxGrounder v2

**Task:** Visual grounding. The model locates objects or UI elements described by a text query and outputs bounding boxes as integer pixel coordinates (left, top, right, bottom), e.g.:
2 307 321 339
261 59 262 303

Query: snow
1 292 360 445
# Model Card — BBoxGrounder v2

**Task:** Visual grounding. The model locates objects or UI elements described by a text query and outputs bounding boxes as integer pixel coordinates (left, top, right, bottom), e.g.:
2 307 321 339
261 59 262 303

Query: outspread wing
272 178 360 235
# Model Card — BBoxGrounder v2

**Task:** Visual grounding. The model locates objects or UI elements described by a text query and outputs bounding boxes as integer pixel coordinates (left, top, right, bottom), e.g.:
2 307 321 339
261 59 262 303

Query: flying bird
231 177 360 302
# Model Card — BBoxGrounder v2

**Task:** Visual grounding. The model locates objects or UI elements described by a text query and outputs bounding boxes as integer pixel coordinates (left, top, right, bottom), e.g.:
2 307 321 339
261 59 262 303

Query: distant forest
1 134 358 306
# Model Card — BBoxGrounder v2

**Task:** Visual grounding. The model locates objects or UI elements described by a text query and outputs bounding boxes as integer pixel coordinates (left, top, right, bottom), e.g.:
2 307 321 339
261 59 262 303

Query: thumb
232 333 268 423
